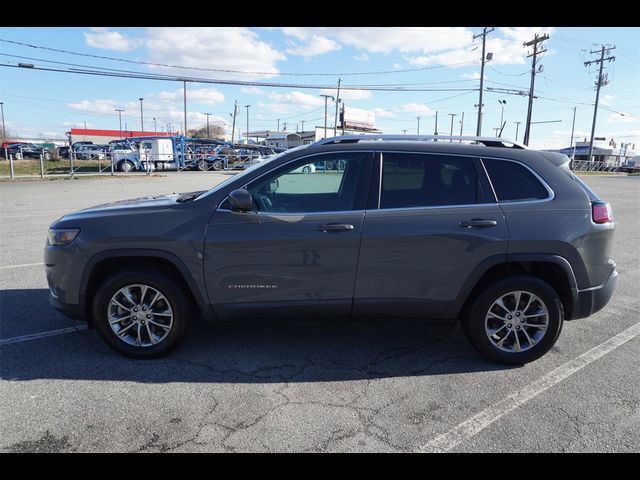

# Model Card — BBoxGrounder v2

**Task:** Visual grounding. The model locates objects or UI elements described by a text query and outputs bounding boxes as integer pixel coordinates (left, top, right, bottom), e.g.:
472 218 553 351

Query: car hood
54 191 205 223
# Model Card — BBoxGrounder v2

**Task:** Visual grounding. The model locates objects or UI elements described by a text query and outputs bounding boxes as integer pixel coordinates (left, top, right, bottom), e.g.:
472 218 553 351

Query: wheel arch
80 249 214 328
447 254 579 322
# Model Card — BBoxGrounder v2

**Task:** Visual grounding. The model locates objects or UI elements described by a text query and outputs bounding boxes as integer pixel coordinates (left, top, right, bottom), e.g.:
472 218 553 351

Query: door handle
315 223 355 233
460 219 498 228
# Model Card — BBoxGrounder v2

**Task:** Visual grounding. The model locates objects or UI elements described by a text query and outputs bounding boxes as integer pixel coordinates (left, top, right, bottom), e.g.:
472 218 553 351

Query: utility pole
448 113 457 141
514 121 521 142
333 78 341 136
183 81 187 137
416 116 421 135
522 33 550 146
153 117 157 133
231 101 238 144
0 102 5 141
277 118 280 131
204 113 211 138
459 112 464 142
115 109 124 139
585 45 616 163
245 105 251 143
283 122 287 131
498 99 506 133
139 97 144 132
569 107 577 162
301 120 305 132
473 27 494 136
402 129 408 135
319 94 334 139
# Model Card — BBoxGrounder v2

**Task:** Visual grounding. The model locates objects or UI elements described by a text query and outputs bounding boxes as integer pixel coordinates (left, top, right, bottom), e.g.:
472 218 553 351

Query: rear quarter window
482 158 550 202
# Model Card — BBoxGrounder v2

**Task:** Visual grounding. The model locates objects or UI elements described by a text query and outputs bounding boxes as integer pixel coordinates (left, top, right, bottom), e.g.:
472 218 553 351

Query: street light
139 98 144 132
0 102 6 141
204 113 212 138
115 109 124 139
153 117 157 133
448 113 457 142
514 121 521 142
319 94 334 139
245 105 251 143
498 99 507 134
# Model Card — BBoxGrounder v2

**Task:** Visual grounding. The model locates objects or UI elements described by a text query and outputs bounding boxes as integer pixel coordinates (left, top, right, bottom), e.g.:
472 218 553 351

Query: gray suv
45 135 618 364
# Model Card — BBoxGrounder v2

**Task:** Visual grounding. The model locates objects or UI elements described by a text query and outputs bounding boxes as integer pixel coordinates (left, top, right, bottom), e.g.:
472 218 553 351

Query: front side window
482 158 550 202
380 153 478 209
245 153 368 213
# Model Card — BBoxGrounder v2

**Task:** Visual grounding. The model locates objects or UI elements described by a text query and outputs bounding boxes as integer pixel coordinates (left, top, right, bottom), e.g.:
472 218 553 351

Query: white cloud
84 27 134 52
154 87 224 106
321 88 372 101
601 94 617 106
398 103 435 117
461 71 481 80
62 121 95 128
241 86 267 95
354 52 369 62
374 108 394 119
286 35 340 59
142 27 285 80
393 64 402 70
268 91 324 108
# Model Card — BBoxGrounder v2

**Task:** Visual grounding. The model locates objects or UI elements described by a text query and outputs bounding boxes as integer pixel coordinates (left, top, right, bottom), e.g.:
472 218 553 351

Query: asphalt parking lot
0 173 638 452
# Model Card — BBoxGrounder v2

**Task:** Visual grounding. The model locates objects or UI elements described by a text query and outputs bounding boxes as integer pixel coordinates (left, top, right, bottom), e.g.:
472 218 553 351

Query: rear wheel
302 165 311 174
211 160 223 171
198 159 208 171
93 268 191 358
43 151 51 160
462 275 563 364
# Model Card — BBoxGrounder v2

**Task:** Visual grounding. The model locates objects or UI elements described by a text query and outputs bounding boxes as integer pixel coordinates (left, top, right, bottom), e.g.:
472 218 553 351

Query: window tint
380 153 478 208
482 158 549 202
246 153 367 213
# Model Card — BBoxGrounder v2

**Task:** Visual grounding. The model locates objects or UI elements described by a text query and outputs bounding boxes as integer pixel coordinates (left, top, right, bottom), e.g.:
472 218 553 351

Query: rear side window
381 153 478 208
482 158 549 202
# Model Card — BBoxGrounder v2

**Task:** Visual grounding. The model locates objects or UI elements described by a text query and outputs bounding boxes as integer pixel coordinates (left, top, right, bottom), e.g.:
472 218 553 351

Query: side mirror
228 188 253 213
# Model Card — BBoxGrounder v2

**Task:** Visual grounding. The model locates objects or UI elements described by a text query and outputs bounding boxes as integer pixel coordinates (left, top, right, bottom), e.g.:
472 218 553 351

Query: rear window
482 158 550 202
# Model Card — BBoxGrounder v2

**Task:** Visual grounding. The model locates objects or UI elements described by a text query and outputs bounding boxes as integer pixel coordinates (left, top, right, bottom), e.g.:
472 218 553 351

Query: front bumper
573 267 619 319
49 293 85 320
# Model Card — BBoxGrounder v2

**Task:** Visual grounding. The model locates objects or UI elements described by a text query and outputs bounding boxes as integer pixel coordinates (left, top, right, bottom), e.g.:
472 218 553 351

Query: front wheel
462 276 563 365
93 268 191 358
119 160 134 172
301 165 311 174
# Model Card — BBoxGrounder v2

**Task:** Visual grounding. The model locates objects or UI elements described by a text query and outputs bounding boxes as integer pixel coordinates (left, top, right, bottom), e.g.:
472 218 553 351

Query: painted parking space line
0 262 43 270
417 321 640 453
0 325 88 346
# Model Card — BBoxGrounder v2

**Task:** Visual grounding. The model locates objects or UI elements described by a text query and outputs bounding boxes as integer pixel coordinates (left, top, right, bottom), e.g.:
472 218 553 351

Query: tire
43 151 51 160
462 275 563 365
93 268 191 358
15 152 23 160
212 160 223 171
119 161 134 172
302 165 311 174
198 159 208 171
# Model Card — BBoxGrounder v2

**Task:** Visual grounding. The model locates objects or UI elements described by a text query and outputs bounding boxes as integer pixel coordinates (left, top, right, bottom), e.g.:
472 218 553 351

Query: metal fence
570 160 623 173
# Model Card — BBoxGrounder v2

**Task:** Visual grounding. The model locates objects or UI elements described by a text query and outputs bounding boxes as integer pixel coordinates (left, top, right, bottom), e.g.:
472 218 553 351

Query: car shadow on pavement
1 289 514 383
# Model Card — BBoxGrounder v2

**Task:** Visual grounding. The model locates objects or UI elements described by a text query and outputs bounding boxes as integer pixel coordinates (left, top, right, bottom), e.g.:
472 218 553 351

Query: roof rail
312 134 528 149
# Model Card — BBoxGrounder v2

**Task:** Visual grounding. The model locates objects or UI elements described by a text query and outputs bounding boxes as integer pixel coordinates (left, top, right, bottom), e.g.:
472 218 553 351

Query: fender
79 248 215 323
445 253 579 320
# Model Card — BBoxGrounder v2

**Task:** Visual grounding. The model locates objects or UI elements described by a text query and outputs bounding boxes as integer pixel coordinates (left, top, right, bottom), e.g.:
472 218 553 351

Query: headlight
47 228 80 246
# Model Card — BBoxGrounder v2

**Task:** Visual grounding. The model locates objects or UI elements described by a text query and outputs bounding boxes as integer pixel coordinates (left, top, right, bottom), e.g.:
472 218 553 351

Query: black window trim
374 150 495 212
480 156 555 205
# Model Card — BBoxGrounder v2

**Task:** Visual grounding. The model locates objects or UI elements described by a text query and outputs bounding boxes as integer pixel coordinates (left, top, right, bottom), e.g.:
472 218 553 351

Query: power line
0 38 477 77
0 61 479 93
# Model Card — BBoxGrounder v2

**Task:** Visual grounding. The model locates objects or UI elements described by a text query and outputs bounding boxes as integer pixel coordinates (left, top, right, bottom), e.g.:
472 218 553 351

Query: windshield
196 145 308 201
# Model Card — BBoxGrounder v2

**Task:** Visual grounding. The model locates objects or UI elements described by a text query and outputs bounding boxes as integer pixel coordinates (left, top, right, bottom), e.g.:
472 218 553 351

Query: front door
204 151 373 320
353 151 508 319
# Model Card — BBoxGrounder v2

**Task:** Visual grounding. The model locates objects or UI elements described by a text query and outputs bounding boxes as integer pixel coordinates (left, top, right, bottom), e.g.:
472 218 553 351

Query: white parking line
0 325 88 346
417 321 640 453
0 262 43 270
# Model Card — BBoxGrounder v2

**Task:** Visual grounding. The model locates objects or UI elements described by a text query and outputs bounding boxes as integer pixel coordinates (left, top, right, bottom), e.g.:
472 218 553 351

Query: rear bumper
572 267 618 319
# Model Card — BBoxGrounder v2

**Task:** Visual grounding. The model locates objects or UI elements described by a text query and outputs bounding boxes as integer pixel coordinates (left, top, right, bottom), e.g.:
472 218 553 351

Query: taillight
592 201 614 224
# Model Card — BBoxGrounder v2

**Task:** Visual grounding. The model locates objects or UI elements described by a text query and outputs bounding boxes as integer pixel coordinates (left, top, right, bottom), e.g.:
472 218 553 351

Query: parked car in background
3 142 52 160
75 144 106 160
619 157 640 173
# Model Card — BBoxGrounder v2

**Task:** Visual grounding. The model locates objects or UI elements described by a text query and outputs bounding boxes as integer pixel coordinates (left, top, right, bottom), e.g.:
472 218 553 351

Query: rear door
353 151 508 319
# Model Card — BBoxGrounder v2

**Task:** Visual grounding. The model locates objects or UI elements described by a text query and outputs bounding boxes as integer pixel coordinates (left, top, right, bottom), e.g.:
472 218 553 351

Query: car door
353 151 508 319
204 151 374 321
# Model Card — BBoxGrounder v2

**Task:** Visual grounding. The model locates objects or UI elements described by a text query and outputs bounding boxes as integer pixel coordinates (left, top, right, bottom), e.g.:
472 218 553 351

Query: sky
0 27 638 150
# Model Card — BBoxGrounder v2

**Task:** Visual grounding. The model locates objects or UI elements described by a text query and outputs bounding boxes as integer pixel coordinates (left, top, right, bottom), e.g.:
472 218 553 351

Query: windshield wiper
176 190 206 203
